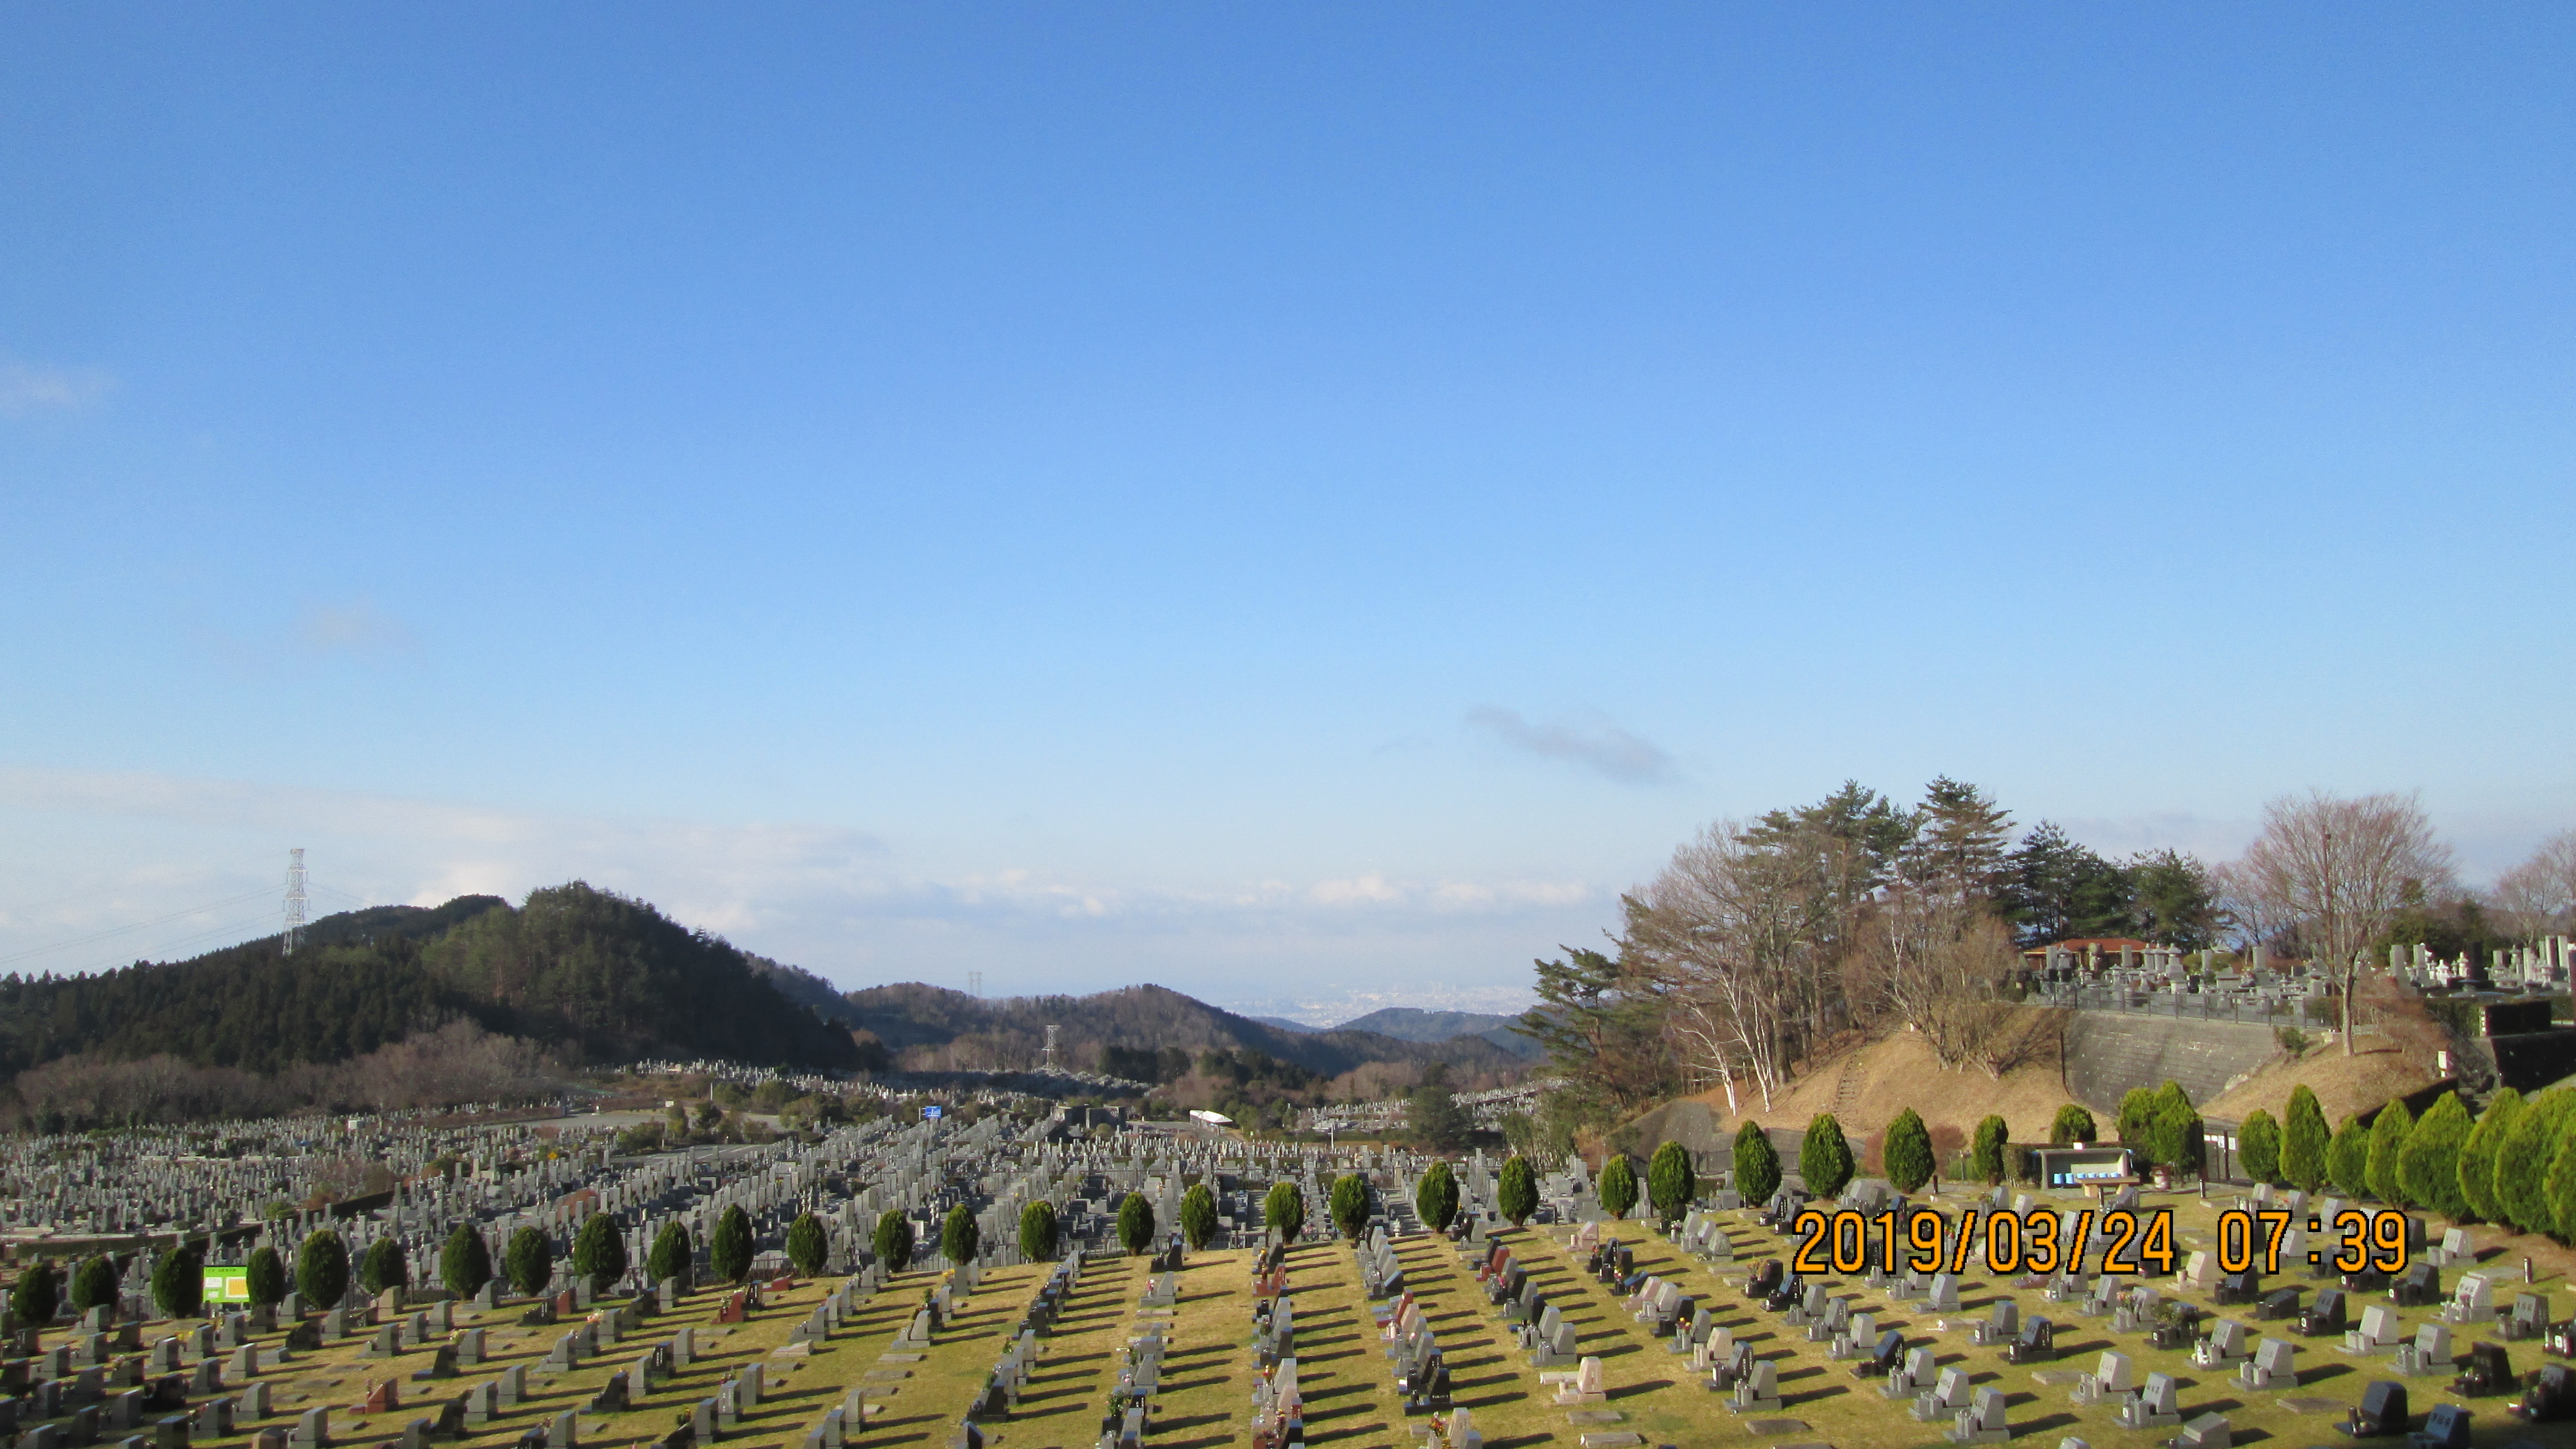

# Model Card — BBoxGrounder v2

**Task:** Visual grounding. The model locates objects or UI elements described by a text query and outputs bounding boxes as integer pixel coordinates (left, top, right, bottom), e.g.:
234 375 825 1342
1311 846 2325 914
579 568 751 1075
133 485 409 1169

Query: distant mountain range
831 983 1526 1080
1 886 1541 1092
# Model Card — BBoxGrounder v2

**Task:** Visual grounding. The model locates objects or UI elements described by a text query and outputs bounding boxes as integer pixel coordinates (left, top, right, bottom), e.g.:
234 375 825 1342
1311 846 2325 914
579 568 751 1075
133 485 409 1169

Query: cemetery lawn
55 1185 2576 1449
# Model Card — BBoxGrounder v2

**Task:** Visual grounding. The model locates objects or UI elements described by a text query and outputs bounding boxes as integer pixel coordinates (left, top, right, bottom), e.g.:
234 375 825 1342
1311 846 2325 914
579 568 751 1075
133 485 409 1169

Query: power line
0 887 277 969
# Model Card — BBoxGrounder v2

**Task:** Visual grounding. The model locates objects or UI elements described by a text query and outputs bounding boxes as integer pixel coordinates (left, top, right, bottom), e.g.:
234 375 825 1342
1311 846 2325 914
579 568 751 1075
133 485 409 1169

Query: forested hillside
839 981 1526 1081
1333 1006 1543 1058
0 882 859 1079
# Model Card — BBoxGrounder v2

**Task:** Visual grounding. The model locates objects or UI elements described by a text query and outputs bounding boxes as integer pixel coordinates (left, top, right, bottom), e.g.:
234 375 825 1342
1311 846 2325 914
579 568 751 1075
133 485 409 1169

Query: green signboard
203 1266 252 1304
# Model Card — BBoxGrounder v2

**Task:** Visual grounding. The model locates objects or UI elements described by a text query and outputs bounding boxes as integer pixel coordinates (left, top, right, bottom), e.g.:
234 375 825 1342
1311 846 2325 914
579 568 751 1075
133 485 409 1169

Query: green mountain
0 882 860 1078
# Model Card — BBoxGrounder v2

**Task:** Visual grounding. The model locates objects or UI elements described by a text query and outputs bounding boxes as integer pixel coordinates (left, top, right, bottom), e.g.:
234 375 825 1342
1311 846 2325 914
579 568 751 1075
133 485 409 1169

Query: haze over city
4 6 2571 1015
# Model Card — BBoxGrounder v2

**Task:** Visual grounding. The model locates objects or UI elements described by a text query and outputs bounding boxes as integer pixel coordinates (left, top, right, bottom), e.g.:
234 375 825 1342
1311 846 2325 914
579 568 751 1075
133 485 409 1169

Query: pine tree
1412 1164 1459 1235
1496 1157 1538 1227
1117 1192 1157 1254
871 1210 914 1274
2327 1116 2373 1199
1647 1141 1697 1223
504 1227 552 1298
2238 1110 2281 1186
1733 1121 1782 1204
2457 1088 2524 1223
1019 1201 1059 1262
711 1206 755 1282
646 1222 693 1286
1800 1115 1855 1199
2499 1090 2576 1234
1328 1173 1371 1240
151 1243 203 1319
2049 1104 2099 1146
1263 1181 1306 1242
1972 1116 2011 1185
2367 1098 2415 1205
439 1224 491 1299
1904 776 2014 902
1598 1154 1640 1220
244 1246 287 1309
2281 1086 2330 1191
1882 1109 1935 1194
571 1214 626 1292
941 1205 980 1267
785 1214 828 1277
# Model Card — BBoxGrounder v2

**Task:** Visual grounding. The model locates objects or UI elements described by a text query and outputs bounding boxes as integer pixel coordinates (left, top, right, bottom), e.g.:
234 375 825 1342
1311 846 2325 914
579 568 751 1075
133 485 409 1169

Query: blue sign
922 1105 944 1120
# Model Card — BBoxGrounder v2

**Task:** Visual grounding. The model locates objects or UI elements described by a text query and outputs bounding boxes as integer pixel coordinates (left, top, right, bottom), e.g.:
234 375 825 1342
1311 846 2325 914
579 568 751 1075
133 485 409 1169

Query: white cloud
0 359 115 417
1465 705 1675 784
0 767 1610 1004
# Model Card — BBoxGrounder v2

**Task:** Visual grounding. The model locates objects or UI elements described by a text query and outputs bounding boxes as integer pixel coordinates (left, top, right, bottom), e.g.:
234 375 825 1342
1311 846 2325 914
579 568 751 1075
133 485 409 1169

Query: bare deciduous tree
1626 821 1831 1111
2228 790 2455 1055
2492 830 2576 941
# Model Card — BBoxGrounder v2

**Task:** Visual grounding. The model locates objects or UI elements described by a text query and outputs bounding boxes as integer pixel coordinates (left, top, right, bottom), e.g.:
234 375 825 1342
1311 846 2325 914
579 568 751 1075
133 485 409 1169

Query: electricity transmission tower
283 848 308 955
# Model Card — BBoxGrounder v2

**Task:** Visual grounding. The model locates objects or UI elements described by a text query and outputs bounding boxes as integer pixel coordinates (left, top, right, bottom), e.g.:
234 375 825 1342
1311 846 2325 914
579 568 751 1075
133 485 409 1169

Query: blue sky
4 5 2571 1020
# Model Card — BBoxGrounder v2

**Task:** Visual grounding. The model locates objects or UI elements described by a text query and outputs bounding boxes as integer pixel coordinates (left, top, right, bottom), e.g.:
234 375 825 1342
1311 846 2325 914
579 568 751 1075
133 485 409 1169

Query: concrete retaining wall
2061 1012 2280 1111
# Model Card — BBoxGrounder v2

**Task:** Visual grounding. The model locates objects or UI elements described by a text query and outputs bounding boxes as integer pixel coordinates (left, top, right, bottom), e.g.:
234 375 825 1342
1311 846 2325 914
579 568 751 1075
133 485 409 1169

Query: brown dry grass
1684 1011 2082 1144
2202 1033 2442 1126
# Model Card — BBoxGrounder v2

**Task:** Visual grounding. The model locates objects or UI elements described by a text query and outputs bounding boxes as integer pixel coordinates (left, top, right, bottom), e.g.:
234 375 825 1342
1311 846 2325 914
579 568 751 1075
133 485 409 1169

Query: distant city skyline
4 7 2570 1006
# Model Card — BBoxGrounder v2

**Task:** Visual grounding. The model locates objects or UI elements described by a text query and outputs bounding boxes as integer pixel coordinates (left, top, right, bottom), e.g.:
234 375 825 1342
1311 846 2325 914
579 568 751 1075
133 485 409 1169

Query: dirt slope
1687 1013 2084 1145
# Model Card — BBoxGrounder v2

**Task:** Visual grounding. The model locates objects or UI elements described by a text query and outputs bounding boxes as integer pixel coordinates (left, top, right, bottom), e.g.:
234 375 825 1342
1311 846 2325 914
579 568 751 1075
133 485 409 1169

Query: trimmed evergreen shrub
1496 1158 1538 1227
2327 1116 2373 1199
245 1246 287 1309
941 1204 979 1266
2547 1128 2576 1244
439 1225 491 1299
1598 1154 1640 1220
2367 1098 2415 1205
358 1238 408 1298
872 1210 914 1274
503 1227 551 1298
1328 1173 1371 1240
1019 1201 1059 1262
298 1229 351 1308
11 1258 58 1325
2049 1104 2098 1147
69 1255 119 1315
1800 1115 1855 1199
1264 1180 1306 1242
571 1214 626 1292
2238 1109 2281 1186
1181 1183 1222 1248
1413 1164 1459 1235
2116 1089 2158 1157
1883 1109 1935 1194
1734 1122 1782 1204
2148 1082 2201 1172
2281 1086 2330 1192
646 1222 692 1285
1972 1115 2011 1185
151 1244 203 1319
1117 1192 1157 1254
2398 1091 2473 1221
711 1205 755 1282
2457 1088 2524 1223
2499 1090 2576 1234
785 1214 829 1277
1647 1142 1697 1223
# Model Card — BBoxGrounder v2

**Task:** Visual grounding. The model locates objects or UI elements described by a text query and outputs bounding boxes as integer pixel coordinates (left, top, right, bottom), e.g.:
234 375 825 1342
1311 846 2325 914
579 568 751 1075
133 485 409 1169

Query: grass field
30 1184 2576 1449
